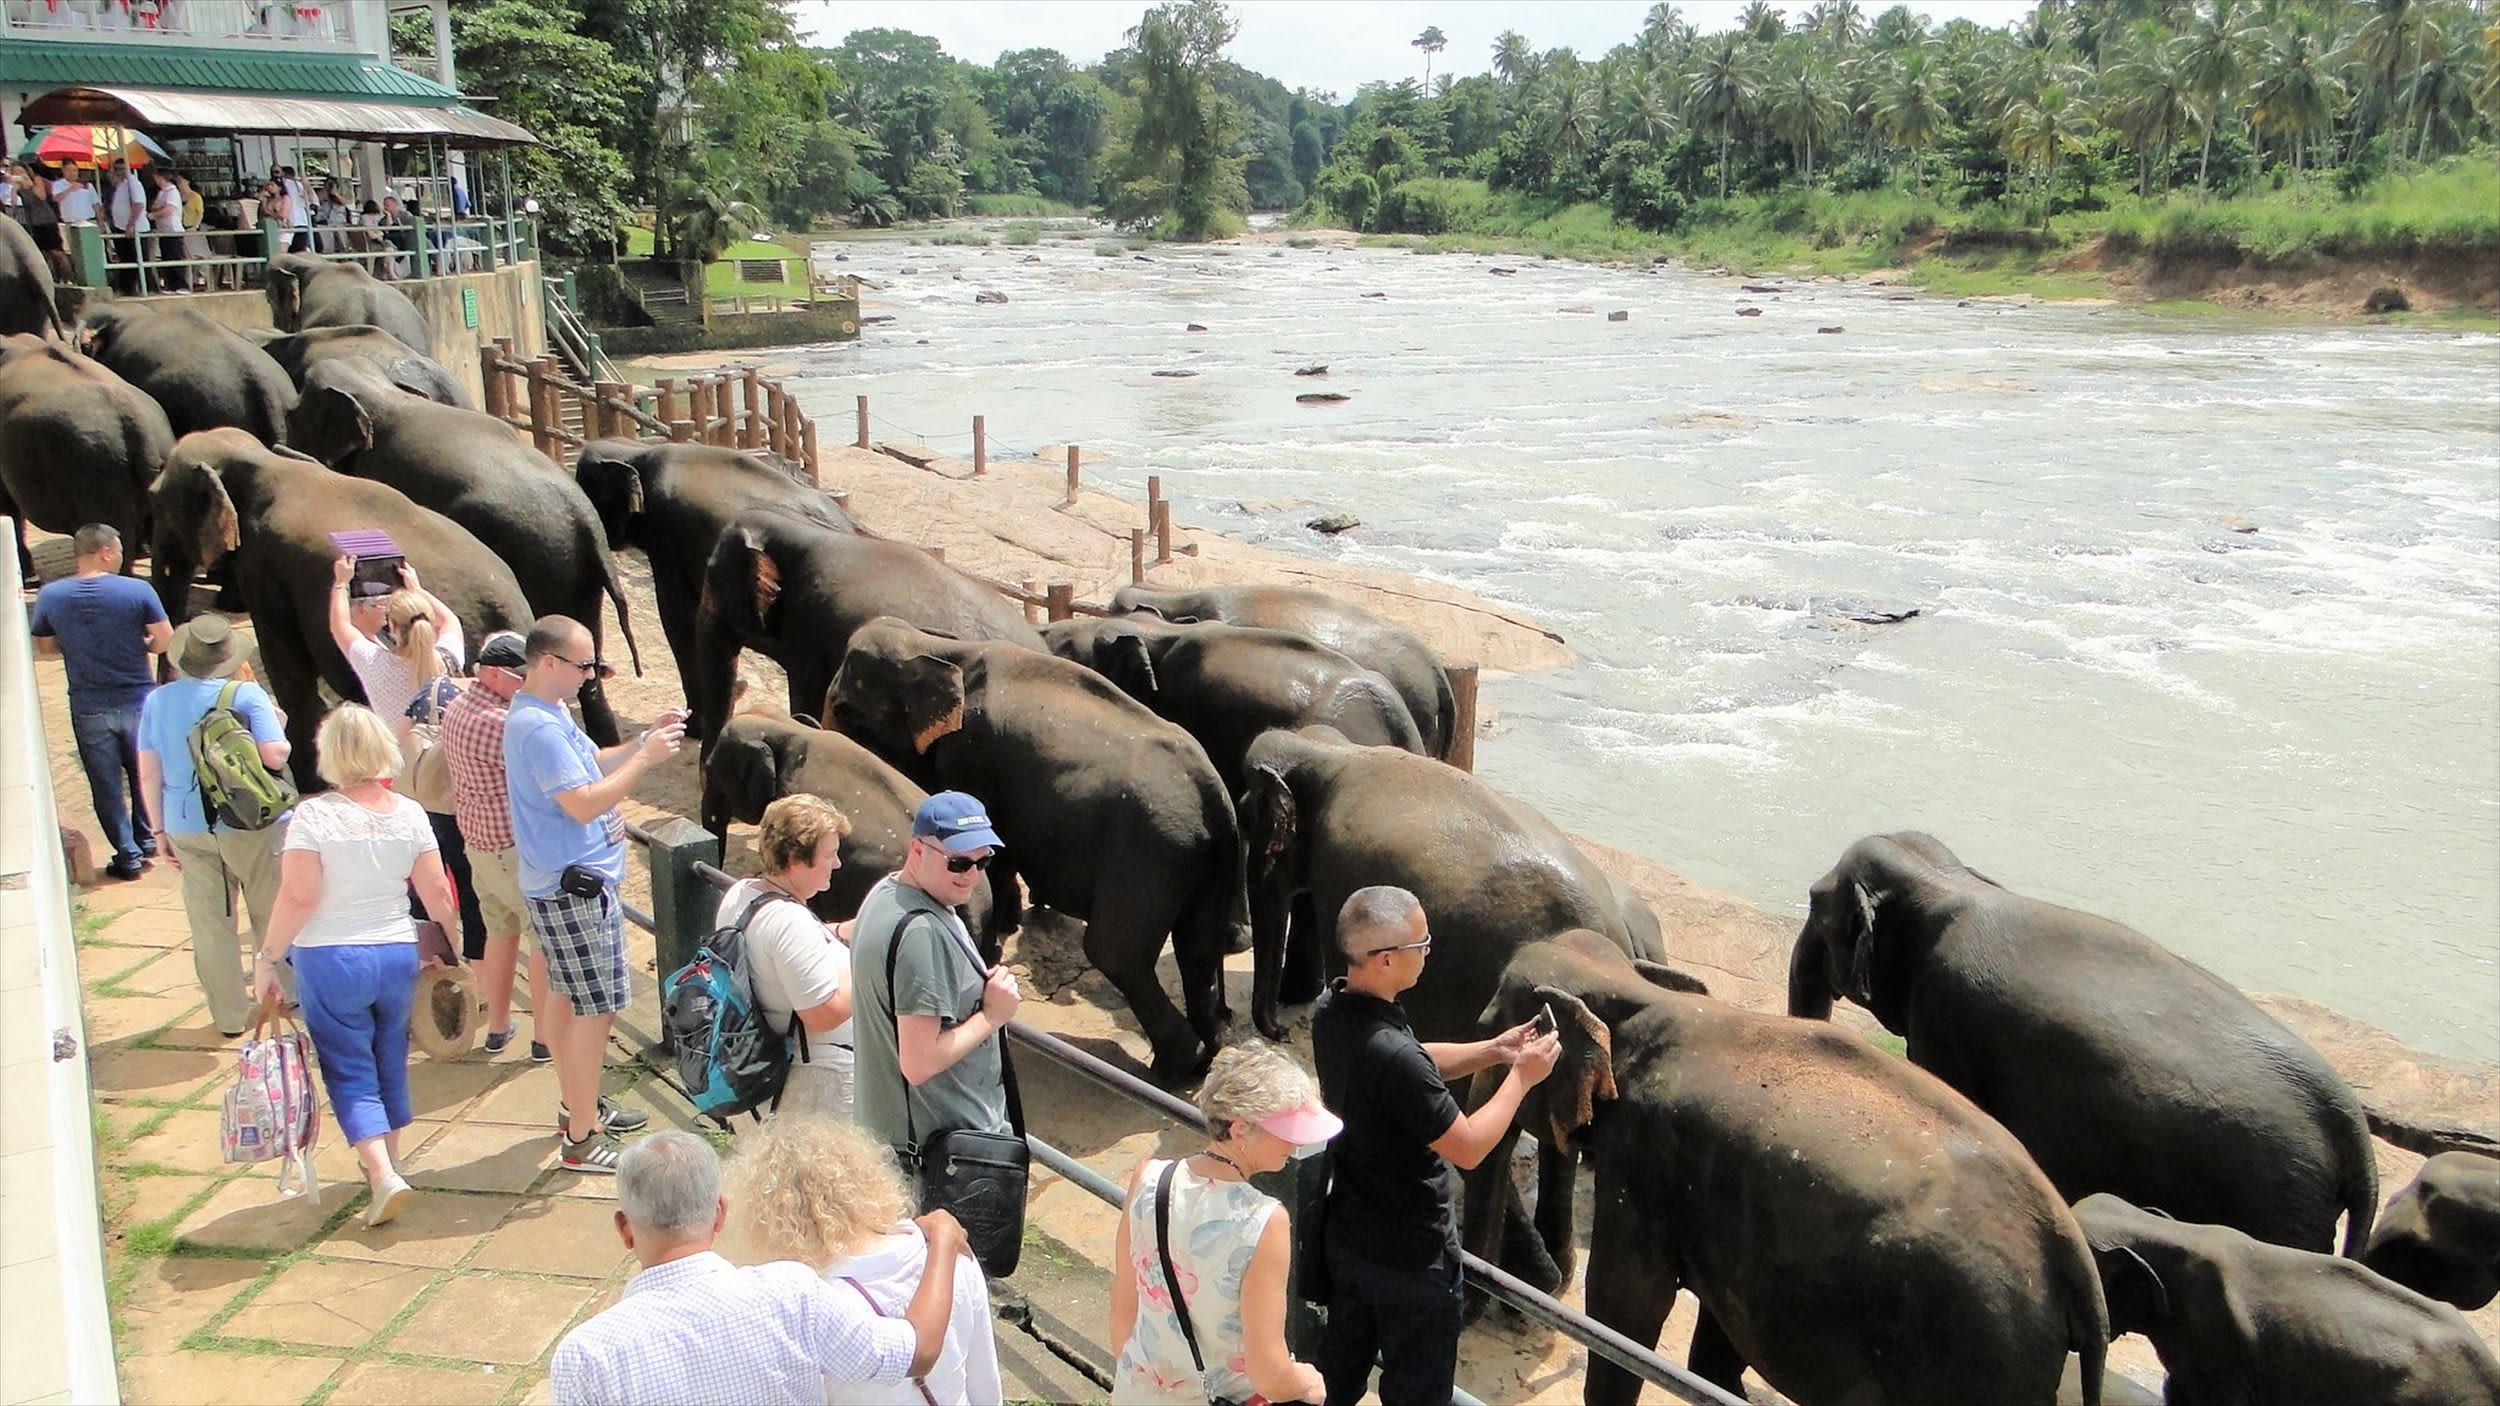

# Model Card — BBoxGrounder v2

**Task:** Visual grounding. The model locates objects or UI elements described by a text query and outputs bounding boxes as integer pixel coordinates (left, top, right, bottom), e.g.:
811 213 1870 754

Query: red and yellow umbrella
15 125 169 169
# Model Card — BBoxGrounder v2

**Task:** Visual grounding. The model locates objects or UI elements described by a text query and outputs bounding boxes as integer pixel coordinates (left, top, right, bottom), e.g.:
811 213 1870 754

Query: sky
789 1 2030 98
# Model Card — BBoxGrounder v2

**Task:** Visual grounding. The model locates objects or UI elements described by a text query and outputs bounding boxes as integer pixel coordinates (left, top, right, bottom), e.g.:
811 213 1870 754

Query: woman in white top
252 705 458 1228
713 793 857 1120
147 169 188 292
1111 1043 1337 1406
327 553 465 727
724 1116 1002 1405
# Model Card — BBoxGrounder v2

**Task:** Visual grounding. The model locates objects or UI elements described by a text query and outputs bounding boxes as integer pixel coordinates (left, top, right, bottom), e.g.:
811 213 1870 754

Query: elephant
572 438 857 712
825 617 1244 1080
263 251 430 353
2076 1192 2500 1406
2365 1152 2500 1310
691 504 1042 748
1236 724 1658 1045
1477 931 2109 1406
254 325 469 408
698 708 1000 946
1040 615 1425 792
79 302 295 443
1 214 62 339
288 361 642 743
1110 584 1457 760
0 334 173 581
148 429 531 787
1787 832 2379 1257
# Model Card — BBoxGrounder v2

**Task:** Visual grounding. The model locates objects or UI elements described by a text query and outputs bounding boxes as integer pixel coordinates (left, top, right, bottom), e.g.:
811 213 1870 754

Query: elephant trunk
599 544 644 677
1248 881 1290 1041
1786 928 1835 1020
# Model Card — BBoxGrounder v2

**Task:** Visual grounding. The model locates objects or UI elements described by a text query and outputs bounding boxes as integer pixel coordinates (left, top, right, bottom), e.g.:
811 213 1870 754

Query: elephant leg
1172 878 1230 1051
785 657 835 735
2 486 28 582
1686 1305 1748 1397
687 607 741 747
654 581 701 710
1500 1172 1564 1293
1081 886 1205 1083
1584 1167 1677 1406
255 615 331 793
1534 1135 1580 1285
1280 889 1326 1005
1247 880 1291 1040
1457 1131 1516 1315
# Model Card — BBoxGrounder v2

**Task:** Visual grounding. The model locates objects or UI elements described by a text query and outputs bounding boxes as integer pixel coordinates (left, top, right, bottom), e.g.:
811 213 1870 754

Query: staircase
621 260 703 327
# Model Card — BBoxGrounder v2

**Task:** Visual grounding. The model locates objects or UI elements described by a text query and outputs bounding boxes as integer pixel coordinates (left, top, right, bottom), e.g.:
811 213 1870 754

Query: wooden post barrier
764 384 786 458
855 394 870 451
1147 475 1162 517
1153 499 1173 564
1063 446 1081 506
526 357 557 458
1130 528 1146 585
1046 584 1075 622
785 400 805 472
670 419 695 443
713 376 736 445
1445 662 1480 773
1021 580 1041 625
972 416 986 477
595 380 627 441
657 379 680 428
801 420 820 486
478 343 506 421
742 369 763 450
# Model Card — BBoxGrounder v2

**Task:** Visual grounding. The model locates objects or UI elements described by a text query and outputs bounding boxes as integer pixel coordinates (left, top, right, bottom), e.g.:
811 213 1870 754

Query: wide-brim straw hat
410 964 482 1060
170 615 246 679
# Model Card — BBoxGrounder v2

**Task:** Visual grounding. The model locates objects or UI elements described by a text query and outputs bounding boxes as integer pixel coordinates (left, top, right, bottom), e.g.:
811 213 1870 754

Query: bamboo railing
477 337 820 483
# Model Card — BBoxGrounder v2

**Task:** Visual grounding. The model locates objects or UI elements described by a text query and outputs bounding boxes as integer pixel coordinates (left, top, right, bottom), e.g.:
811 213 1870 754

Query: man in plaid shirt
441 631 550 1061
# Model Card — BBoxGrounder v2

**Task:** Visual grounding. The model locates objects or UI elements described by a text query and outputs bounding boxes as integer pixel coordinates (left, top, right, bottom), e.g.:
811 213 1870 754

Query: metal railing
616 820 1748 1406
2 0 360 44
61 215 538 295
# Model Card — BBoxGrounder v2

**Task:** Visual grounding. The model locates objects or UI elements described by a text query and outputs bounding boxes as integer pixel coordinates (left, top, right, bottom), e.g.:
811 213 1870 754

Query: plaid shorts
526 887 630 1016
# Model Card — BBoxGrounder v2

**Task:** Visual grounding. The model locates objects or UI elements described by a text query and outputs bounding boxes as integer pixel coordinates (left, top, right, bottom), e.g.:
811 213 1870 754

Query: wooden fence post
742 369 763 450
713 376 736 444
594 380 626 441
971 416 986 477
855 394 870 450
1444 662 1480 773
1063 446 1081 506
1045 584 1075 622
801 419 820 486
524 357 554 457
1153 499 1173 564
764 384 786 458
478 344 506 421
657 379 679 428
784 400 804 470
1021 580 1040 625
1130 528 1146 585
670 419 696 443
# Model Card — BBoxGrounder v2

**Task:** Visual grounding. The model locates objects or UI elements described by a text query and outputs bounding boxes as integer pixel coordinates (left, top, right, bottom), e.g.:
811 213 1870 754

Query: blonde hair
315 703 401 788
720 1116 914 1268
1196 1041 1317 1136
384 590 445 685
757 793 852 874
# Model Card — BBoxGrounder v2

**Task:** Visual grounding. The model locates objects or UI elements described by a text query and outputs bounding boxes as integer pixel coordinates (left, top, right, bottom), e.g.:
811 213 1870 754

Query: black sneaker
557 1097 650 1136
482 1027 515 1056
558 1131 623 1174
104 858 145 881
529 1041 553 1064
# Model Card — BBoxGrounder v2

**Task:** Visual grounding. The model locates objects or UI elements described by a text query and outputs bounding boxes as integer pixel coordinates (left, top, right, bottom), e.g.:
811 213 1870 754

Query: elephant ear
1240 763 1297 881
295 383 373 464
902 654 968 753
1106 631 1158 698
162 458 240 570
1529 984 1616 1157
2092 1244 2170 1334
738 525 782 627
1844 881 1884 1007
1631 959 1710 997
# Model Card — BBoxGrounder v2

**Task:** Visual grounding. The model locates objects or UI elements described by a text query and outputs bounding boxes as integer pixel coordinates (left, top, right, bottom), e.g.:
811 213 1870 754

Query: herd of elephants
4 222 2499 1405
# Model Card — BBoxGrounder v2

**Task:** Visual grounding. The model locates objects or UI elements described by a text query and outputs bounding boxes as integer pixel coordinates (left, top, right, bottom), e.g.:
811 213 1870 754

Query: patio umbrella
15 126 169 168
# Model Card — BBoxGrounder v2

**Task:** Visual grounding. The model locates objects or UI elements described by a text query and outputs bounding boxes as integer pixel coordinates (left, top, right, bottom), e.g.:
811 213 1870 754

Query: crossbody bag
837 1276 938 1406
883 910 1028 1279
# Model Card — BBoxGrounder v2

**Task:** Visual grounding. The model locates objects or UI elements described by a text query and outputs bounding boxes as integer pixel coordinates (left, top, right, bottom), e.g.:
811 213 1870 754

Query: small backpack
662 891 806 1123
220 1015 321 1200
187 680 296 831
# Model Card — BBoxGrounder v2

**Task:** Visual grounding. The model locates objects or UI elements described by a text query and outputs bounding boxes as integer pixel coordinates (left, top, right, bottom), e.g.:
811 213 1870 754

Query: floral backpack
220 1012 321 1200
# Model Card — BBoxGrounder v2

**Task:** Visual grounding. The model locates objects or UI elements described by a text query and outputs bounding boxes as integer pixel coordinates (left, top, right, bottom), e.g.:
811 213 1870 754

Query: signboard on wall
461 286 479 328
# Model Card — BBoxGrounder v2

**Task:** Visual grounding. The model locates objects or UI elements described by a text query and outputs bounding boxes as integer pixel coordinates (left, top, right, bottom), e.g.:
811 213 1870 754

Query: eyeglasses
1364 935 1433 959
554 653 614 679
943 853 992 874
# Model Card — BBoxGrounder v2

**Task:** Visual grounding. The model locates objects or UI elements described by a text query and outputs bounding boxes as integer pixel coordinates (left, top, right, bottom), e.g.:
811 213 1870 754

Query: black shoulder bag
1153 1160 1248 1406
884 910 1029 1279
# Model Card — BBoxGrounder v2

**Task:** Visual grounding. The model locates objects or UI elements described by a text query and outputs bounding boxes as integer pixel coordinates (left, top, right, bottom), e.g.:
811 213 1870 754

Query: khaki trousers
169 823 288 1033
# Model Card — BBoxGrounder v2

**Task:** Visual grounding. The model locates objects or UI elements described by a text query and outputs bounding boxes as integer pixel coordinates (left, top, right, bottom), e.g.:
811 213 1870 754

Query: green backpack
187 681 297 831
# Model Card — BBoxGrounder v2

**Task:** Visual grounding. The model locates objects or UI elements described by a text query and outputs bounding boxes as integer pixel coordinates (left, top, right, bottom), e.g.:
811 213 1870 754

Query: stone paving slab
220 1258 439 1349
79 993 199 1046
316 1191 521 1270
171 1177 345 1254
325 1360 513 1405
467 1197 632 1281
403 1121 557 1195
122 1109 236 1176
112 1172 219 1232
389 1272 599 1367
110 1253 265 1358
88 1046 225 1105
118 1348 341 1406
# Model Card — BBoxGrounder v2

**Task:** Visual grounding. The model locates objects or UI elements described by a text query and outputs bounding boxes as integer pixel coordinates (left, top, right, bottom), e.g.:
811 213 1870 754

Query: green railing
62 216 539 293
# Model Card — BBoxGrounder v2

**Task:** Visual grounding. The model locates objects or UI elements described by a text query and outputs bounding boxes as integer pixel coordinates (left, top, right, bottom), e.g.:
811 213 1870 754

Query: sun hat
410 963 482 1061
170 615 246 679
912 791 1004 853
1256 1102 1344 1147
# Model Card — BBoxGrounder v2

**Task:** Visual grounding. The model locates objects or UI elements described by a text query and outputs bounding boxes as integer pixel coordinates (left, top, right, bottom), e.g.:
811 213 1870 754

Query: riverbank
1295 162 2500 324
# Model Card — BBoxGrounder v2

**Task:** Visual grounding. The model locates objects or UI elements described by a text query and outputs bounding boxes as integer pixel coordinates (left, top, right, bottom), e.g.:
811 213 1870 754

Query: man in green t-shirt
851 792 1019 1155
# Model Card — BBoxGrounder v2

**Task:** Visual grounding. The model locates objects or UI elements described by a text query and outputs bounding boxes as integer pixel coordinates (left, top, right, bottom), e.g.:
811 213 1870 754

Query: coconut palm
2477 14 2500 122
2351 0 2423 135
2401 15 2479 158
2000 79 2095 220
1803 0 1867 48
2104 27 2197 194
1494 30 1538 86
1739 0 1787 44
1618 75 1682 146
1873 44 1948 187
1544 71 1605 167
1766 47 1848 184
1687 31 1767 197
2246 16 2348 171
1870 3 1927 52
2178 0 2257 191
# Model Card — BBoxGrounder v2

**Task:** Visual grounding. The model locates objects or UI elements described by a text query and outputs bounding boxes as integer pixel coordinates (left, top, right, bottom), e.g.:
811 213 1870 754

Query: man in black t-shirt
1311 885 1560 1406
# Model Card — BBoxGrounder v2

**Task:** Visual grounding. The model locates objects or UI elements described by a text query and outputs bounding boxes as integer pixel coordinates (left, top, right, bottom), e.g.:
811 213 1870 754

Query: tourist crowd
37 542 1561 1405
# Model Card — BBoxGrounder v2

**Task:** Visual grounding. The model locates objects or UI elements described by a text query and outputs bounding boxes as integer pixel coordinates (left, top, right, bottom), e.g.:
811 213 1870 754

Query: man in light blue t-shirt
135 615 292 1037
30 525 171 879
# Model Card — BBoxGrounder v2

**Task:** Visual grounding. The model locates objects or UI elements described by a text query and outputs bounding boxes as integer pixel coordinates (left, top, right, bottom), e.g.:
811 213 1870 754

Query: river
781 224 2500 1063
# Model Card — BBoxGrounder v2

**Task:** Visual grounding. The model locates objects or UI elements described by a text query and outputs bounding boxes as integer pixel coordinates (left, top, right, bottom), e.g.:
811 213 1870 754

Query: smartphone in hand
1533 1002 1557 1037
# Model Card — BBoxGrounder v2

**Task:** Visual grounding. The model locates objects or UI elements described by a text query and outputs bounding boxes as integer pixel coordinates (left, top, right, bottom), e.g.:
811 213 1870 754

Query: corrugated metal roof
0 39 460 105
18 85 535 146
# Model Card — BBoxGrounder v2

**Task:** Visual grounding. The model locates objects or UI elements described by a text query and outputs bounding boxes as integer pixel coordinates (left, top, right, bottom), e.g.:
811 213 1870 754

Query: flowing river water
779 224 2500 1063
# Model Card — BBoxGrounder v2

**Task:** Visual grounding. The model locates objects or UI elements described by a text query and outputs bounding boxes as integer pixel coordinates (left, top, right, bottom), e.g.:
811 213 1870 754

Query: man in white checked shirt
551 1131 974 1405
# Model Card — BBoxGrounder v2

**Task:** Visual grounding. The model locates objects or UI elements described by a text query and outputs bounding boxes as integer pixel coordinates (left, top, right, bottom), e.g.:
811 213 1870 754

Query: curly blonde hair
721 1115 914 1268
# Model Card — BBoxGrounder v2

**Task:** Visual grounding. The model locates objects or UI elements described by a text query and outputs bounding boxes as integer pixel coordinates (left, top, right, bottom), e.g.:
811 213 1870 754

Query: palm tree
2476 14 2500 124
1869 3 1927 52
2178 0 2257 192
1619 76 1681 146
1544 71 1604 167
2351 0 2421 137
1766 47 1847 185
1414 26 1449 88
2400 16 2477 159
1686 31 1766 197
1803 0 1867 48
1873 45 1947 188
1494 30 1538 86
1999 79 2094 221
1739 0 1787 44
2104 29 2196 195
2245 16 2347 171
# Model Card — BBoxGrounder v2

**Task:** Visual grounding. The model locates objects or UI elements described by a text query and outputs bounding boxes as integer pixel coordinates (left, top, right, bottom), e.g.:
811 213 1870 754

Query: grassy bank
620 226 811 301
965 193 1093 218
1348 161 2500 320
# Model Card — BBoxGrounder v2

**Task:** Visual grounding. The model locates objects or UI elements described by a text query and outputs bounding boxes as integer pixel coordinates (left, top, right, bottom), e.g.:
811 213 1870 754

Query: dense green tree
1107 0 1249 238
1415 26 1449 87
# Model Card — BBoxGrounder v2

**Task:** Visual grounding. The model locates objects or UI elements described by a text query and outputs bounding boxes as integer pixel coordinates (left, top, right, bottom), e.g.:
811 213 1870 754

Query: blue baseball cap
913 791 1004 854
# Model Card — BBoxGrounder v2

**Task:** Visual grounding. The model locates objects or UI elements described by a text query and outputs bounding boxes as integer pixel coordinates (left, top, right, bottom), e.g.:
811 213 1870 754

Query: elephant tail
2336 1100 2379 1259
601 547 644 677
2060 1227 2110 1406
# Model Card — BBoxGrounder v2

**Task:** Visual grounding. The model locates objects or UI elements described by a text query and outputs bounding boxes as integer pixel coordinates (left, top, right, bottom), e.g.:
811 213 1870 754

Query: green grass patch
1000 222 1042 246
2099 157 2500 263
928 229 991 247
1092 242 1127 258
619 226 810 302
965 192 1089 218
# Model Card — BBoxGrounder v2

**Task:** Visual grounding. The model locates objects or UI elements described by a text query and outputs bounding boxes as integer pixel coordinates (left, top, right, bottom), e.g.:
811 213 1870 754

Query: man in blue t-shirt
136 615 292 1037
30 525 172 879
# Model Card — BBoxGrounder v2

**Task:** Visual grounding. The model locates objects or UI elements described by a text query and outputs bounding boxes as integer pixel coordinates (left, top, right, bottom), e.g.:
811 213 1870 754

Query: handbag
1154 1160 1253 1406
401 674 456 814
884 911 1029 1279
219 1006 322 1201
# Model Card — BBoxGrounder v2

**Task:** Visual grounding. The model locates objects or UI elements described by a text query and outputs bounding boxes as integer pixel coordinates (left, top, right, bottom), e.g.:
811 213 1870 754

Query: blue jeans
70 706 151 865
291 943 418 1146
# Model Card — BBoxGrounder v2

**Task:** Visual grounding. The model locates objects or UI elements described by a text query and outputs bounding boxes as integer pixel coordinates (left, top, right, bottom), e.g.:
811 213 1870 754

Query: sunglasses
1365 935 1434 959
554 653 616 680
943 853 992 874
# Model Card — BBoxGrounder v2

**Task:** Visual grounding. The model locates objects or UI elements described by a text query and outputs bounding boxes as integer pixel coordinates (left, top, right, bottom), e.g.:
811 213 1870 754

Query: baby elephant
2366 1151 2500 1310
2076 1192 2500 1406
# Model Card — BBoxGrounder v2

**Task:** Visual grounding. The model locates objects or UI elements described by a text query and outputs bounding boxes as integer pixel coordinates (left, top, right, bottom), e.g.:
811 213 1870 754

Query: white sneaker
365 1172 412 1228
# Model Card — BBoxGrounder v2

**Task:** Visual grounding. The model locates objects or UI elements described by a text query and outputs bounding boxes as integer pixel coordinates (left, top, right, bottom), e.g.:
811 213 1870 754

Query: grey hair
617 1130 722 1235
1198 1041 1317 1133
1337 884 1423 960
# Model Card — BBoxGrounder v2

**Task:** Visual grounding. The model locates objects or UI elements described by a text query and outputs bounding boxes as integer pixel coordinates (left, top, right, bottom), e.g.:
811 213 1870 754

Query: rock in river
1186 322 1208 331
974 290 1009 304
1607 310 1629 322
1817 325 1845 334
1297 391 1352 405
1735 306 1765 317
1306 513 1361 535
1295 364 1328 377
1151 370 1198 378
